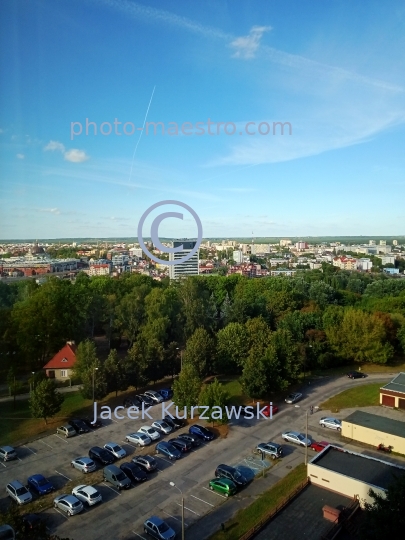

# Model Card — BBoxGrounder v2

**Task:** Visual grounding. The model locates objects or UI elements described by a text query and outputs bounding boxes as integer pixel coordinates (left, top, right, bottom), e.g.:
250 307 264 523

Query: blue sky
1 0 404 240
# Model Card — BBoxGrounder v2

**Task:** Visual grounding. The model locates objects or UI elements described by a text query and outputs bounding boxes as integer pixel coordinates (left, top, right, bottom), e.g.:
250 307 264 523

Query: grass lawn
209 463 307 540
320 382 381 412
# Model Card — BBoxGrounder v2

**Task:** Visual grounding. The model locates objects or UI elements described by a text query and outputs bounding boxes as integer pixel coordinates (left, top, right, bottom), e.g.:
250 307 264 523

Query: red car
310 441 329 452
262 404 279 417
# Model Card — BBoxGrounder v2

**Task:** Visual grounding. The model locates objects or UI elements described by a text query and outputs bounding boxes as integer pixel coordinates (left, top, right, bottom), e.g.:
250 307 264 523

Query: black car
22 513 44 530
168 438 192 452
89 446 115 465
164 415 185 429
120 462 147 483
81 417 103 429
136 394 155 407
177 433 201 447
189 424 214 441
69 418 90 434
123 397 142 408
215 464 248 487
346 371 366 379
132 455 157 472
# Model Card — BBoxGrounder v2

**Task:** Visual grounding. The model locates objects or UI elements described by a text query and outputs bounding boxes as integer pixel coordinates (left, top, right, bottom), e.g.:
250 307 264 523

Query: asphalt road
0 373 401 540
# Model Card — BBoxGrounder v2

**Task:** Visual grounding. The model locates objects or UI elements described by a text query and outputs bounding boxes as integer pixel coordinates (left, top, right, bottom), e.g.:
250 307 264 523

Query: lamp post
92 367 99 403
31 371 35 394
169 482 184 540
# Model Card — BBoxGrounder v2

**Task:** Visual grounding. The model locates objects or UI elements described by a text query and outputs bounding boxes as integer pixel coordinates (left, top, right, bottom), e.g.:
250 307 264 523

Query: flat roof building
380 372 405 409
169 240 199 279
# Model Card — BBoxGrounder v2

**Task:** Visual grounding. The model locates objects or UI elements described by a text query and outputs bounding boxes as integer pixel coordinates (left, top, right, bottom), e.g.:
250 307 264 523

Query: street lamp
31 371 35 394
169 482 184 540
92 367 99 403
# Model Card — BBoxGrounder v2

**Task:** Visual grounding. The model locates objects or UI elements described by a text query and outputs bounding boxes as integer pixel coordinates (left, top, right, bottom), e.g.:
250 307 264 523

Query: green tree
104 349 127 396
172 364 201 412
199 378 230 425
398 324 405 354
29 378 64 424
240 357 269 399
125 341 149 389
73 340 107 399
216 322 249 372
183 327 215 378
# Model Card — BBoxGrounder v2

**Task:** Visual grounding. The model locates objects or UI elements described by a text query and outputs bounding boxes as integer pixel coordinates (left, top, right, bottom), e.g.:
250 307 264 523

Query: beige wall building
380 372 405 409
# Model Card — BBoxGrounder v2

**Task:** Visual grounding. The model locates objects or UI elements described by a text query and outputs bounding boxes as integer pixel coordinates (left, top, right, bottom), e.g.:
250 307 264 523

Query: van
103 465 131 490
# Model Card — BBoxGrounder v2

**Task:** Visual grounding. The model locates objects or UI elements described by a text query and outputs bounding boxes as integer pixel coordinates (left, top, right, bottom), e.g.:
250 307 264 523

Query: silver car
53 494 83 516
319 417 342 431
126 432 152 446
71 457 97 473
6 480 32 505
56 425 77 438
144 390 163 404
282 431 311 447
151 420 173 435
104 442 126 459
139 426 161 441
0 446 17 462
72 484 102 506
285 392 303 404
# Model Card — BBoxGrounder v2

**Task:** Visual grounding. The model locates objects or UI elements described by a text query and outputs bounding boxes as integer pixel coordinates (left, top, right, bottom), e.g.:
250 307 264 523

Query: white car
125 432 152 446
319 417 342 431
151 420 173 435
285 392 303 404
104 442 126 459
53 494 83 516
71 457 97 474
139 426 161 441
144 390 163 404
282 431 311 447
72 484 102 506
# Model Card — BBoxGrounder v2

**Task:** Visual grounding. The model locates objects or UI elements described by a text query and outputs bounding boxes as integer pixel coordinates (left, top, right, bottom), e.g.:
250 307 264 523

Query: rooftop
343 410 405 439
313 446 405 490
381 372 405 395
43 342 77 370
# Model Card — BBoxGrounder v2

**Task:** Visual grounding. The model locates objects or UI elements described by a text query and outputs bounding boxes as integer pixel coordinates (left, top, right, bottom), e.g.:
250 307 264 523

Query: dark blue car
155 441 182 460
189 424 214 441
159 388 173 400
27 474 54 495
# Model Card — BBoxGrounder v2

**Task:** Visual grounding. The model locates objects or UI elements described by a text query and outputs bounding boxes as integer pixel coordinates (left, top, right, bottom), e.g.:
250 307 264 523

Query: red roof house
43 341 77 380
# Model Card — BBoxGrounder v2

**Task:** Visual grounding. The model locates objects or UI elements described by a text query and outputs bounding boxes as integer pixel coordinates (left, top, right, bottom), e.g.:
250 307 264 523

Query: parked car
285 392 303 404
137 394 155 407
262 404 279 416
143 516 176 540
163 416 184 429
177 433 200 447
71 457 97 473
155 441 182 460
169 438 192 452
282 431 311 447
103 465 131 490
88 446 115 465
72 484 102 506
151 420 173 435
81 417 103 429
347 371 366 379
103 442 126 459
159 388 173 400
56 425 77 438
123 397 141 408
22 513 44 530
310 441 329 452
254 442 283 460
132 455 157 472
139 426 161 441
6 480 32 505
209 478 236 497
189 424 214 441
125 432 151 446
0 525 15 540
120 462 147 483
0 446 17 462
53 494 83 516
215 464 248 486
68 418 90 434
319 417 342 431
144 390 164 404
27 474 54 495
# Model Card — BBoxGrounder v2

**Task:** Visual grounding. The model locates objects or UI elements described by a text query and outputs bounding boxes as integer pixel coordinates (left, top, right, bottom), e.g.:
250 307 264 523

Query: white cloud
38 207 61 215
16 153 25 160
64 149 89 163
44 140 66 153
230 26 272 59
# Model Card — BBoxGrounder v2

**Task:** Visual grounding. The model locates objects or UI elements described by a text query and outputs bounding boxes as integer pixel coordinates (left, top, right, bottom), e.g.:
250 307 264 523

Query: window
60 370 67 378
61 358 67 362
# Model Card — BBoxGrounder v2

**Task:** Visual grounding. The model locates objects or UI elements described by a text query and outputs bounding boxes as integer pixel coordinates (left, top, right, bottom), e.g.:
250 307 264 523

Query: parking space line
55 470 71 481
156 468 164 472
54 434 68 443
163 510 181 521
156 456 173 465
102 482 121 495
176 502 200 516
23 445 37 455
122 441 138 449
202 486 227 499
53 508 69 520
190 494 214 507
132 532 147 540
0 462 6 468
40 440 53 449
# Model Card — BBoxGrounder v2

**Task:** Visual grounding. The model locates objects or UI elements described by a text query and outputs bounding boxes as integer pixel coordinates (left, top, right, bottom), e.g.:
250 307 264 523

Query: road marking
157 468 164 472
163 510 181 521
156 456 174 465
55 470 71 481
176 502 200 516
54 434 68 443
40 440 53 449
0 462 6 468
202 486 227 499
102 482 121 495
122 441 138 449
53 507 69 519
23 445 37 455
191 494 214 506
132 532 147 540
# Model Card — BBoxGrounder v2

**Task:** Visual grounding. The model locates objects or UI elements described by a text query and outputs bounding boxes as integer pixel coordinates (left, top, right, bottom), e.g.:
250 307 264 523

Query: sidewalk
0 384 81 403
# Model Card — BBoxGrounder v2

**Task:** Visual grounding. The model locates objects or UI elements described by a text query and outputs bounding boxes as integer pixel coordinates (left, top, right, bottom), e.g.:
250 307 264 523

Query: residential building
380 255 395 265
393 240 398 246
333 257 357 270
270 269 296 277
357 258 373 271
129 247 143 258
233 250 243 263
88 264 111 276
43 341 77 380
295 241 308 250
380 372 405 409
380 240 386 246
280 239 292 247
383 268 399 275
169 240 199 279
